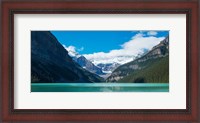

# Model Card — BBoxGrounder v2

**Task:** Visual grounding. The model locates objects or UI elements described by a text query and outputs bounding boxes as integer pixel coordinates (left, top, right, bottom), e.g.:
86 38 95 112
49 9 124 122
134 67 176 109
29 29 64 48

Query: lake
31 83 169 92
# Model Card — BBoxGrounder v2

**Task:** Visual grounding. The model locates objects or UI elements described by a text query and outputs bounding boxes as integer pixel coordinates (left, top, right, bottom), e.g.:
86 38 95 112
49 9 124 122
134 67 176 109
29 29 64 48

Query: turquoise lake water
31 83 169 92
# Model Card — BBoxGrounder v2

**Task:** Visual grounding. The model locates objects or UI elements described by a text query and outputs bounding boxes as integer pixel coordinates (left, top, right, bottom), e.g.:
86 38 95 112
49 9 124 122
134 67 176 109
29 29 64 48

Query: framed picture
31 30 170 93
1 0 199 122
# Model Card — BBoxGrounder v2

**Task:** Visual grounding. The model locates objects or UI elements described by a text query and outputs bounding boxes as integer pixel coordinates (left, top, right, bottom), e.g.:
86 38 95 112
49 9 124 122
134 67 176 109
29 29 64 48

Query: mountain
95 62 121 79
73 55 121 79
67 49 120 78
97 62 120 74
73 55 105 75
106 36 169 83
31 31 104 83
118 56 169 83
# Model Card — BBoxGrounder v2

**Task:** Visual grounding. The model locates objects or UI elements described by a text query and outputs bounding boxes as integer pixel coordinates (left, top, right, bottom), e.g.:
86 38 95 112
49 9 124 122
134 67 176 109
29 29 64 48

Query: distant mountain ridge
97 62 120 74
106 36 169 83
31 31 104 83
69 51 120 77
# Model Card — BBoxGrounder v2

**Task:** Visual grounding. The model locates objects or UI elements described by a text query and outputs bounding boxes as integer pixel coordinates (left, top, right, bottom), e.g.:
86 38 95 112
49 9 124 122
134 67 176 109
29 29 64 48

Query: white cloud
63 45 80 57
131 33 145 39
63 45 75 52
147 31 158 36
83 33 165 65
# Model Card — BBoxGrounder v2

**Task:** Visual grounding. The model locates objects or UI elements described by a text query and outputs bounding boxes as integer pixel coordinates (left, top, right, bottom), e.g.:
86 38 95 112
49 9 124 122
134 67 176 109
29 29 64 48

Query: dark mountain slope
31 31 103 83
118 56 169 83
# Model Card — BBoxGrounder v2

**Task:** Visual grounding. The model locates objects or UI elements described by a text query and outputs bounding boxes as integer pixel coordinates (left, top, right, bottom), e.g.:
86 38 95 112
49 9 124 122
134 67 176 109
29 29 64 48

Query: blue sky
51 31 169 54
51 31 169 65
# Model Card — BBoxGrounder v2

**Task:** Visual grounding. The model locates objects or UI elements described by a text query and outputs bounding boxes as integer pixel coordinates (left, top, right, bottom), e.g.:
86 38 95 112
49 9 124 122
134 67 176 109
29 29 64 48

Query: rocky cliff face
73 55 104 75
136 36 169 63
106 36 169 82
31 31 103 83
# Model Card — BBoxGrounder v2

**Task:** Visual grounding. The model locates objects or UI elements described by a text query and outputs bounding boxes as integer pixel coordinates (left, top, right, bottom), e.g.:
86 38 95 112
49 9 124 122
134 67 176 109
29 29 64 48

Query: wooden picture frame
1 0 199 122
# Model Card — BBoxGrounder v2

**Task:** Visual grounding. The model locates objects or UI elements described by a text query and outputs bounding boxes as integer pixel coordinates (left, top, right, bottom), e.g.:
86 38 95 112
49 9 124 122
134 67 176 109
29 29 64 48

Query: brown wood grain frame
1 0 199 122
